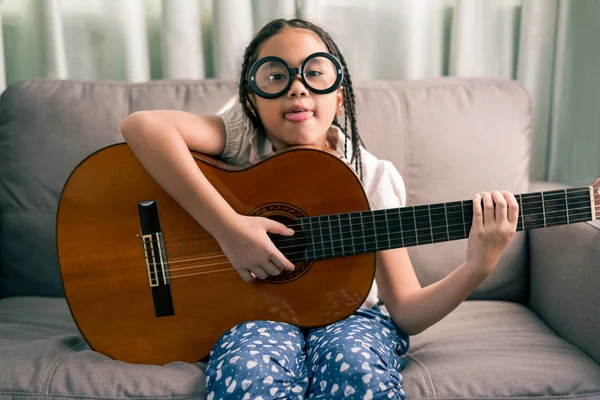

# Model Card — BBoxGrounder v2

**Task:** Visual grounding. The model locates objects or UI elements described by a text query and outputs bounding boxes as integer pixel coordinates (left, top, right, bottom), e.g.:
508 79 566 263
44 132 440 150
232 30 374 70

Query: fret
445 201 466 241
321 215 333 258
428 205 433 242
374 210 390 251
444 203 449 241
363 211 377 252
461 200 467 238
541 192 546 227
566 188 592 223
384 209 391 249
339 213 354 256
413 207 419 245
542 189 567 227
310 217 323 260
330 214 343 257
301 219 314 261
429 204 448 243
400 207 418 247
564 189 569 224
386 208 403 248
350 212 366 254
462 201 473 233
517 194 524 231
522 192 545 229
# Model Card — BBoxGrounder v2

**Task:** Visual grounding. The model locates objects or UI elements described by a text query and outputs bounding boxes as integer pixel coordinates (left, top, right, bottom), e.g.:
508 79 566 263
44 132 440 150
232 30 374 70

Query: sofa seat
1 297 599 400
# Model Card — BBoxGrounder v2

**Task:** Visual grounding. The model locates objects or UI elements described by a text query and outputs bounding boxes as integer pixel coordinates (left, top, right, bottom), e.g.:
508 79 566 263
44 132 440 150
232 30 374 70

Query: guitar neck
295 186 596 261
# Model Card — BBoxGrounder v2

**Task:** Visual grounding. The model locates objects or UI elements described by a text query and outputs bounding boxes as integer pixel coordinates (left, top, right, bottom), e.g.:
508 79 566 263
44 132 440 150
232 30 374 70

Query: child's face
251 28 344 151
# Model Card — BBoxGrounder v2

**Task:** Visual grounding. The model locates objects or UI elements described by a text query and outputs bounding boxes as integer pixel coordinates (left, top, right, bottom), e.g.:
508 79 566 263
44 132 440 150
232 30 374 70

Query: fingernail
287 228 294 234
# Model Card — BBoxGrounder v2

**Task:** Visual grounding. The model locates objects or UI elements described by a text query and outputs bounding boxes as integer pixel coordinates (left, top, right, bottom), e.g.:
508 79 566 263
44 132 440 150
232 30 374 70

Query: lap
305 306 409 399
206 320 308 400
205 306 409 400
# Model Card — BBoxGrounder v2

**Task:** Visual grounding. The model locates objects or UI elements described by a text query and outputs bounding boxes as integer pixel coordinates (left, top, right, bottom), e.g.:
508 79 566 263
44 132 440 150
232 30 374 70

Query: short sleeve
218 103 257 165
360 149 407 211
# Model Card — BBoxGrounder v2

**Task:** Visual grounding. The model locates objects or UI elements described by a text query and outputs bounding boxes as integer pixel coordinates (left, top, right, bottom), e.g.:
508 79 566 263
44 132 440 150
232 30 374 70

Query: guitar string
162 198 597 255
147 201 598 262
160 202 599 268
140 191 599 279
160 197 594 281
160 202 599 265
147 189 597 246
142 204 599 279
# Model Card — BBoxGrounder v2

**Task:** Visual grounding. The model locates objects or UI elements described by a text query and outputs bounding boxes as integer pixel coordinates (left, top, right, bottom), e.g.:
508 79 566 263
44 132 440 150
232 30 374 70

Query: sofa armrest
528 181 600 364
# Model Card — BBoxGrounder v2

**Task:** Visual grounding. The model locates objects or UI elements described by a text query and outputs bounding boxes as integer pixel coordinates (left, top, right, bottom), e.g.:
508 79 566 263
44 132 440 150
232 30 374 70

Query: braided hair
238 18 365 181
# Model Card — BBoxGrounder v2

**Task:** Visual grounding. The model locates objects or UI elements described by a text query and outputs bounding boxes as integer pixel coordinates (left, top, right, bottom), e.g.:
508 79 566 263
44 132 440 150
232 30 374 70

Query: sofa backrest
0 77 530 301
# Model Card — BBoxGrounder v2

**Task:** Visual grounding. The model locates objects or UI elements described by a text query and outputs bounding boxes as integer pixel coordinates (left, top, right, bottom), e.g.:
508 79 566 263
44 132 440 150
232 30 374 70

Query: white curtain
0 0 599 185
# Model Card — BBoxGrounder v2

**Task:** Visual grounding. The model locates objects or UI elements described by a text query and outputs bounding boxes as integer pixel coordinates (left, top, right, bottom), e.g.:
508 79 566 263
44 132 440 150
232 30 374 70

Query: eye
268 73 286 82
306 70 323 77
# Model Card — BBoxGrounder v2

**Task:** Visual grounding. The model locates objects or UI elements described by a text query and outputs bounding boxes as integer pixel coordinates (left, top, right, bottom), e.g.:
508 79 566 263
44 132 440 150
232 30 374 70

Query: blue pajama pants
205 305 409 399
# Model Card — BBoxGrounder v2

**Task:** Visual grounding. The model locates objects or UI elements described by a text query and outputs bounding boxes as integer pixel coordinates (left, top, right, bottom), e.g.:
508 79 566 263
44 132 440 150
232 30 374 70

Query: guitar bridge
138 200 175 317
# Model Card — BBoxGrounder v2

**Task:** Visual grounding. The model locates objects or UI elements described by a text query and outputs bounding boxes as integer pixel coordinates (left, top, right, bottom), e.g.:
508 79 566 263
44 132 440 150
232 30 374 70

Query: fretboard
291 186 595 262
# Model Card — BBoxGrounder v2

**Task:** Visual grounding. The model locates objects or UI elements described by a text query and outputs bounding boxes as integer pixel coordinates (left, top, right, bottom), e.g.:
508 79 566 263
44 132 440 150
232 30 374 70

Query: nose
287 74 309 98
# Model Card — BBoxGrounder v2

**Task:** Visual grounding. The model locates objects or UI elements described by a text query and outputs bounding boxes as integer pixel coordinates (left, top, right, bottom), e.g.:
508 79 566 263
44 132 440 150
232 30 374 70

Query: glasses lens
304 56 338 91
255 60 290 95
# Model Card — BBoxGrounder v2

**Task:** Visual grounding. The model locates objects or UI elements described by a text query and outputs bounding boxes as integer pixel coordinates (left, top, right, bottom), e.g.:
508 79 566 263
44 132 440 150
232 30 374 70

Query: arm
120 111 295 281
120 110 236 238
377 191 519 336
376 249 487 336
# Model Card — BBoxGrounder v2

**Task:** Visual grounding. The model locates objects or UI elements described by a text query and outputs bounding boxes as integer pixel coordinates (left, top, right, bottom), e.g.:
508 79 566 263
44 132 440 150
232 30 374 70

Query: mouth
284 104 314 123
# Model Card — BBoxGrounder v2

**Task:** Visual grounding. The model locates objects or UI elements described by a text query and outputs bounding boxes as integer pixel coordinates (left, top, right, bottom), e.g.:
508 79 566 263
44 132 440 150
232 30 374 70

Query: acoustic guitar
56 143 599 365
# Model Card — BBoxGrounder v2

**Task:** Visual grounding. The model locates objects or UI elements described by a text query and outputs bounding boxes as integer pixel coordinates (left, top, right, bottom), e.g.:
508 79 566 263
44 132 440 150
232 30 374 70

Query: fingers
249 265 270 280
238 268 254 282
239 257 291 282
269 249 295 271
481 192 495 224
264 218 295 236
472 193 483 230
261 259 284 276
262 218 295 271
492 191 507 223
502 191 520 225
476 190 518 228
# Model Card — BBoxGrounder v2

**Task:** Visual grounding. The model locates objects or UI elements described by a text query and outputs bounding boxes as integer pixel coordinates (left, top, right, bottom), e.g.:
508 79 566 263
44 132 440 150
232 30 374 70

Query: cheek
254 99 280 123
317 96 339 118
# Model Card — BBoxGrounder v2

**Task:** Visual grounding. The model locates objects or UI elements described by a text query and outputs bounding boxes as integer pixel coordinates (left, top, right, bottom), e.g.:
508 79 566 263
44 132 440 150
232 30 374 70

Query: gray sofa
0 77 599 399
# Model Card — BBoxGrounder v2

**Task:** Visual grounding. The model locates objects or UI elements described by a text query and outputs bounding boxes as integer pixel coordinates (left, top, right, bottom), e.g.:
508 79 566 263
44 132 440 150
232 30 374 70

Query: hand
466 191 519 277
214 214 295 282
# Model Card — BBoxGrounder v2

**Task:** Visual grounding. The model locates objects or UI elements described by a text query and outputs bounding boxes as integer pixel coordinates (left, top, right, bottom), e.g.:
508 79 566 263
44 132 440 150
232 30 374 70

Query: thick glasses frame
248 52 344 99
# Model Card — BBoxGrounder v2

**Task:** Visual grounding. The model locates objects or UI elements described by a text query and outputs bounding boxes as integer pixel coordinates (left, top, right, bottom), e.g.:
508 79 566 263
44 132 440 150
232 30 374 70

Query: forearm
120 113 236 239
387 261 488 335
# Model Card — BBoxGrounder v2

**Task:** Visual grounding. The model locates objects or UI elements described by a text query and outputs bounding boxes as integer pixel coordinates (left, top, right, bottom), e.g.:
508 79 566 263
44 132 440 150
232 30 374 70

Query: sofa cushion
404 301 600 399
0 296 207 398
1 297 599 399
0 78 530 301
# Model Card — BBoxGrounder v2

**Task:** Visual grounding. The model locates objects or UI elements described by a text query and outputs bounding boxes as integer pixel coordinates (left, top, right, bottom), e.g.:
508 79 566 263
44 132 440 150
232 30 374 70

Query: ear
336 87 344 116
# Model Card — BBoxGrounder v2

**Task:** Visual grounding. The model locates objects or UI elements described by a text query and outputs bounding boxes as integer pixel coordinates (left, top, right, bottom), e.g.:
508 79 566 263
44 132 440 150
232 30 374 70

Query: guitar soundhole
252 203 312 283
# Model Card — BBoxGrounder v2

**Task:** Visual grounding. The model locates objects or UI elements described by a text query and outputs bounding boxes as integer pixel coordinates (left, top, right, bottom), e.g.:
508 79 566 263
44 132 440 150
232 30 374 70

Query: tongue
285 111 314 122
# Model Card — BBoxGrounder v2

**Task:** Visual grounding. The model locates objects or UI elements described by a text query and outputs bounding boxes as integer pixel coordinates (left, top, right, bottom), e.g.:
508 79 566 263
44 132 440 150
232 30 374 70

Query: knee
307 342 406 399
206 321 309 398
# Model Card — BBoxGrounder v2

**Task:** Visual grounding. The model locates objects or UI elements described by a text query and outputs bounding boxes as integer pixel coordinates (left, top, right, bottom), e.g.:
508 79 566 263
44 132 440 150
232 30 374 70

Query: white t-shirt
218 103 407 309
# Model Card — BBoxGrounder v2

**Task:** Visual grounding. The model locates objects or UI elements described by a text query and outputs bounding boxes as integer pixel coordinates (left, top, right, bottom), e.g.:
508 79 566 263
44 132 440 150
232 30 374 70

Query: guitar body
56 144 374 365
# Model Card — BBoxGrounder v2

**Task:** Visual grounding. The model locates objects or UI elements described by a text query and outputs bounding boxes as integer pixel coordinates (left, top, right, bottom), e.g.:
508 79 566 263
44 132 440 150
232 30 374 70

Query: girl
121 18 519 400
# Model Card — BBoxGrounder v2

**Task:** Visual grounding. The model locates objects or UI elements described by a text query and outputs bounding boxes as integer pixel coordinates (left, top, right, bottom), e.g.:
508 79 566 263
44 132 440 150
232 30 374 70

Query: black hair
238 18 364 180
